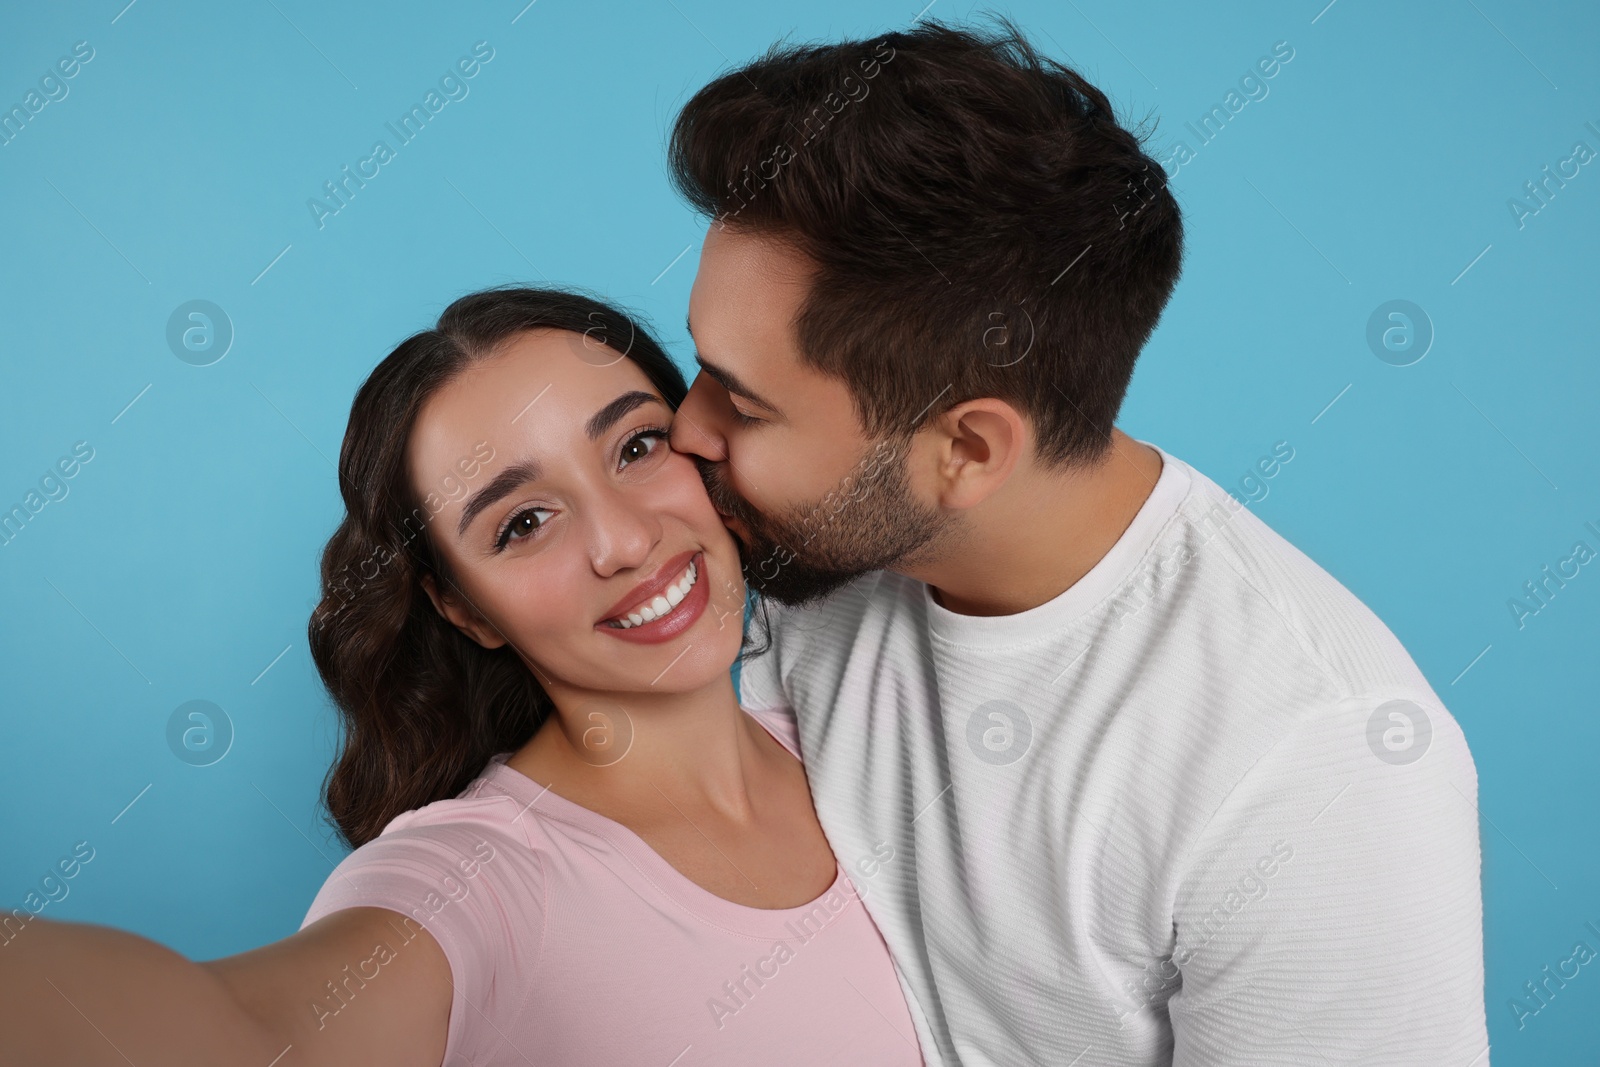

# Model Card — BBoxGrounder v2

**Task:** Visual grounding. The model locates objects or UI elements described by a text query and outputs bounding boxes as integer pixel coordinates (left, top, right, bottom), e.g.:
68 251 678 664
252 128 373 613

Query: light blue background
2 0 1596 1061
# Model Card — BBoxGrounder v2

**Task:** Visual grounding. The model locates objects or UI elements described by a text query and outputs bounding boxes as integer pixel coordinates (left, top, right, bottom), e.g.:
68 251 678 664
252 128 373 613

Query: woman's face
407 329 746 700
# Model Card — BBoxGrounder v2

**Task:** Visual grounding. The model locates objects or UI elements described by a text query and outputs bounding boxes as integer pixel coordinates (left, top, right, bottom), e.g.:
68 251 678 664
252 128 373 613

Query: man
667 20 1487 1067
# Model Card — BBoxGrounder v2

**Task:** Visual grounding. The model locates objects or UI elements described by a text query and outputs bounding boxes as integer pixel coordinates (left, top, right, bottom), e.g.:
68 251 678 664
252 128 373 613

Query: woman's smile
402 320 748 699
595 549 710 643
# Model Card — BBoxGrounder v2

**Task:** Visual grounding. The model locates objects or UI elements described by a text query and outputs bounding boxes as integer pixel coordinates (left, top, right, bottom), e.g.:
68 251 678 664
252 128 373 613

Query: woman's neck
507 673 773 823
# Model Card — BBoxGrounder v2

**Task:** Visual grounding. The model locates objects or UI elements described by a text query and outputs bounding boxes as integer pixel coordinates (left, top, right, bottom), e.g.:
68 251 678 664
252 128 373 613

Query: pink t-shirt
300 707 924 1066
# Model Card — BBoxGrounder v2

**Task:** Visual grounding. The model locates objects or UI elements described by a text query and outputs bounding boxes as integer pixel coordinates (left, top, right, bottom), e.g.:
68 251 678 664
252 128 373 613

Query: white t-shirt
740 443 1488 1066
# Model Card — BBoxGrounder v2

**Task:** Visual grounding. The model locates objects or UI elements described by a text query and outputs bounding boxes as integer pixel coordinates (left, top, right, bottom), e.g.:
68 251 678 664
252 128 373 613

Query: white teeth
608 558 701 629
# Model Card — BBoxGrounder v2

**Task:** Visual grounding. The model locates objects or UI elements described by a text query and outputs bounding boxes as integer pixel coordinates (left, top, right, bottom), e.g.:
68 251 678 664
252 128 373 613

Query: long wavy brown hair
308 286 688 848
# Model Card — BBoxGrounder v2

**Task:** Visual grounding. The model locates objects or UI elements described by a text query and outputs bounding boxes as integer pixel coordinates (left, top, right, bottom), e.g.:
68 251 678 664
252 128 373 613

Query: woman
0 288 923 1066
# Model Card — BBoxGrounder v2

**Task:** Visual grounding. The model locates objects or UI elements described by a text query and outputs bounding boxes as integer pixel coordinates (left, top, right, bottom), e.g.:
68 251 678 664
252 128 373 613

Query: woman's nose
588 489 661 578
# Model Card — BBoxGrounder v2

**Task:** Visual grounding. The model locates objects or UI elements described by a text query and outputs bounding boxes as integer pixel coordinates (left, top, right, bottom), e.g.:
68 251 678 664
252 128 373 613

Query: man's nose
669 375 727 462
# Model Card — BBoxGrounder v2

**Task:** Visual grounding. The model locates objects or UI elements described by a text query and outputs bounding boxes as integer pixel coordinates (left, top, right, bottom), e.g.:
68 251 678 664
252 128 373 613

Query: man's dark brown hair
669 17 1183 466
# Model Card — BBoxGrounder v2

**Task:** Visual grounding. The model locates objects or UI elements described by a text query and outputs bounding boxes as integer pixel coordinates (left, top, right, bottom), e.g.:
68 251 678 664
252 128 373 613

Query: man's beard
695 439 948 607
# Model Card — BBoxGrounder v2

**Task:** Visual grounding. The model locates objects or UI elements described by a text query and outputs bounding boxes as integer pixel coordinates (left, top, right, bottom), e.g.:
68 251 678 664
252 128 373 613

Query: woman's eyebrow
455 392 663 538
457 459 541 537
585 390 662 440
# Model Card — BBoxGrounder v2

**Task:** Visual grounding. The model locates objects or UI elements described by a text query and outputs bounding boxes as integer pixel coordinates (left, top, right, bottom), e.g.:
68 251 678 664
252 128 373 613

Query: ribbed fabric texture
741 444 1487 1066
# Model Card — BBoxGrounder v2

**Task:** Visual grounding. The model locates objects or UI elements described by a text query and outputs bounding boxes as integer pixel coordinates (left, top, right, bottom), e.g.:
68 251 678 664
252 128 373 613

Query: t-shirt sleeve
300 812 544 1066
1167 693 1488 1065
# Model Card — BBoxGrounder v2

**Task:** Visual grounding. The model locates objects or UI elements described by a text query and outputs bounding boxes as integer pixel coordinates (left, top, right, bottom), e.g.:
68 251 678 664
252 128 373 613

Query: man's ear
922 398 1028 511
420 572 508 649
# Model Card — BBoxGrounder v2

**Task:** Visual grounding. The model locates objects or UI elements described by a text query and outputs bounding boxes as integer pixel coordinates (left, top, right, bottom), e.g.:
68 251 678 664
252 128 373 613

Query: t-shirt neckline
922 440 1191 650
476 739 854 937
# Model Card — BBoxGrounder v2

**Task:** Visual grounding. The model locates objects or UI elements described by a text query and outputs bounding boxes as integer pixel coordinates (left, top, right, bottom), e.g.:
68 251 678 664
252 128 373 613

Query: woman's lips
596 552 710 645
598 549 698 621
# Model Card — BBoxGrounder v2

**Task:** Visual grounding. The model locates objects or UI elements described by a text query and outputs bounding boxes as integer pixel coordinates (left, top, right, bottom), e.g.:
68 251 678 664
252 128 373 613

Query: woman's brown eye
496 506 554 550
619 431 665 467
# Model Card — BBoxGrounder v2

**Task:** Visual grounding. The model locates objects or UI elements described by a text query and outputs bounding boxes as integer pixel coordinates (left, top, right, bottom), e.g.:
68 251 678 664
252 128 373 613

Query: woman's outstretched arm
0 907 452 1067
